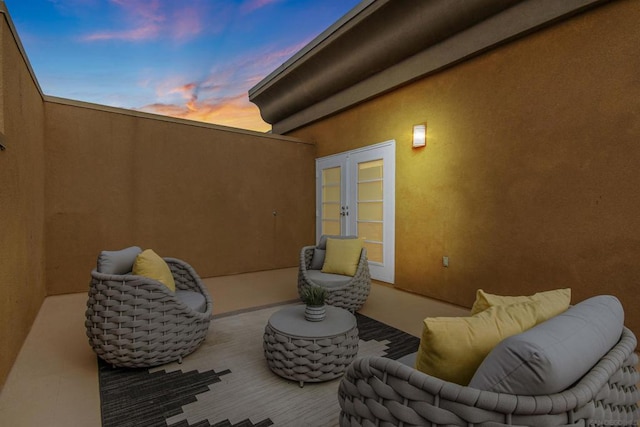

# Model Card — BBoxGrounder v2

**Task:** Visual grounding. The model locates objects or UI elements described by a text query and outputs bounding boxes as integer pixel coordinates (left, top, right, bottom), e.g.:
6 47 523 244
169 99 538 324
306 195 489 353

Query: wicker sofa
85 246 213 368
298 235 371 312
339 295 640 426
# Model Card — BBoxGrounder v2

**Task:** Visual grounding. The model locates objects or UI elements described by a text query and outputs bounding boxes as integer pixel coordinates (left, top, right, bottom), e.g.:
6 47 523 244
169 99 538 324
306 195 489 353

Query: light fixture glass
412 124 426 148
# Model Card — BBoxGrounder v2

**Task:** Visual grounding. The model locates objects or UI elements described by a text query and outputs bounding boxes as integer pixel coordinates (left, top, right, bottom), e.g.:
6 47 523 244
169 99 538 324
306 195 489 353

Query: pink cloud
82 24 160 41
132 39 309 132
241 0 282 14
138 102 185 117
138 94 270 132
111 0 164 24
249 41 309 70
81 0 205 43
169 83 197 98
136 71 269 130
171 7 203 41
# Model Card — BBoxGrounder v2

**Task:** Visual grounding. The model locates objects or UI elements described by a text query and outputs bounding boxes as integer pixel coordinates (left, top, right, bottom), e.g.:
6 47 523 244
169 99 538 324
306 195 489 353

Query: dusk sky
4 0 361 132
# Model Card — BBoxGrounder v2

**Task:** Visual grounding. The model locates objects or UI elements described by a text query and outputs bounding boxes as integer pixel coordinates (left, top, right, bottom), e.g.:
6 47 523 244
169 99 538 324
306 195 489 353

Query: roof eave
249 0 612 134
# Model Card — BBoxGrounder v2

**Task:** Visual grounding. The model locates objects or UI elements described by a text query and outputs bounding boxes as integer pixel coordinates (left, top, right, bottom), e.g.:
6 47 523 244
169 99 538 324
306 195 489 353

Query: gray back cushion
97 246 142 275
317 234 358 250
469 295 624 395
310 249 326 270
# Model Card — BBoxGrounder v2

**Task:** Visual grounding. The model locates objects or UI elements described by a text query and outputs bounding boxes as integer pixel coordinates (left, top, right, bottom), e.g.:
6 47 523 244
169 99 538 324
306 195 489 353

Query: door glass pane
322 203 341 220
357 160 384 263
358 222 383 242
323 185 341 202
321 166 341 236
358 181 383 201
358 159 383 181
364 242 383 263
324 167 341 185
358 202 383 221
323 220 340 236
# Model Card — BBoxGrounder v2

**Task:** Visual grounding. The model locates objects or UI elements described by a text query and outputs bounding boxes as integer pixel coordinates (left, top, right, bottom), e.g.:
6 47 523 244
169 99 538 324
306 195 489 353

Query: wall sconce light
412 124 426 148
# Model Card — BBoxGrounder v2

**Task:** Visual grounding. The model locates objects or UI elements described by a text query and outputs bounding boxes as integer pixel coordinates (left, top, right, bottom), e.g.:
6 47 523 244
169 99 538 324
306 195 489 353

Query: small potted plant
300 286 328 321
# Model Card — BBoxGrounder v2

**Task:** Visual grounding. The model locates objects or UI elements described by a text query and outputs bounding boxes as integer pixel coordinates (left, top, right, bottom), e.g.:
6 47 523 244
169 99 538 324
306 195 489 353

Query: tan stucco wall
0 15 47 387
289 0 640 334
44 101 316 295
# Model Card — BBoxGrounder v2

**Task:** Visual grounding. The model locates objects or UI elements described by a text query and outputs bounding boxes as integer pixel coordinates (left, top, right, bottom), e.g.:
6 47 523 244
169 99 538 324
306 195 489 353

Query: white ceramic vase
304 304 326 322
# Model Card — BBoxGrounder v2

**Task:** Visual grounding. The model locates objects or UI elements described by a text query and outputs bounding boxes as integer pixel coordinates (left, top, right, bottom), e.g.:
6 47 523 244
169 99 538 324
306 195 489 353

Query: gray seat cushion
306 270 352 288
469 295 624 395
175 290 207 313
97 246 142 275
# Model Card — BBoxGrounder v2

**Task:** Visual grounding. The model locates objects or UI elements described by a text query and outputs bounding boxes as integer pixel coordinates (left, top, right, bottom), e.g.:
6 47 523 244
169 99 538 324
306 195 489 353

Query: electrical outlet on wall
443 256 449 267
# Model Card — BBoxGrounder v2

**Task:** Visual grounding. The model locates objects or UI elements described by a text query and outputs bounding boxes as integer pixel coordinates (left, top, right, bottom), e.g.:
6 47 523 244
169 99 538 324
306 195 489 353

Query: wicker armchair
338 327 640 426
86 249 213 368
297 235 371 312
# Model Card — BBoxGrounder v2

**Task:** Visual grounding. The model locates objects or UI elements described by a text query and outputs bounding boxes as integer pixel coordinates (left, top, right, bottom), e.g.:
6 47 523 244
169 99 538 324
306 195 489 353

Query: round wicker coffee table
263 305 359 387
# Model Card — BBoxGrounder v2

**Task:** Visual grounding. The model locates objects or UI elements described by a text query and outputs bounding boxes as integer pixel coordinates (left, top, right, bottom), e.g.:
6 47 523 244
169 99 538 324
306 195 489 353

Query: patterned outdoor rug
98 303 420 427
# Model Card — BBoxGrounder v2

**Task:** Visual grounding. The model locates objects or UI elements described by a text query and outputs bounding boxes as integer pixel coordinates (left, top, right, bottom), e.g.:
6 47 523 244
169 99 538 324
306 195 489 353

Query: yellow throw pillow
321 238 363 276
132 249 176 292
470 288 571 318
415 301 547 386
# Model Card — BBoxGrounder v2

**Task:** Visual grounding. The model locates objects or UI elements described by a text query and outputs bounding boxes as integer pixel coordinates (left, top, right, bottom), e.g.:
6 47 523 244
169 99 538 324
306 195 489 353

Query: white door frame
315 140 395 283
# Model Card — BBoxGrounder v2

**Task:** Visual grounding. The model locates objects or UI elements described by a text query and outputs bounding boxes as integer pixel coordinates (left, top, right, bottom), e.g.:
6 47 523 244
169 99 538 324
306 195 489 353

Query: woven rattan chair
86 249 213 368
338 327 640 426
298 235 371 312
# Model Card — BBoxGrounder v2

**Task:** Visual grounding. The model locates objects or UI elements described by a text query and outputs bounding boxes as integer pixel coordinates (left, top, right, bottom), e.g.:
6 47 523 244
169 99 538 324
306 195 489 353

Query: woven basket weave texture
86 257 212 368
338 327 640 426
298 245 371 312
263 306 359 385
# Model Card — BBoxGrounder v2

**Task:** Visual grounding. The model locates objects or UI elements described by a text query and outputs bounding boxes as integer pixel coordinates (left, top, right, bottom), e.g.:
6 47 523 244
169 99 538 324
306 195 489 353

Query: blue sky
4 0 361 132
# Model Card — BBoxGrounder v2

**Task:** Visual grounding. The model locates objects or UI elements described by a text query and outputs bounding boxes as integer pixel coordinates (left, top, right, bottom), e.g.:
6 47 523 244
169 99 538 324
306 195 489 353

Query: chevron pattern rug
98 303 420 427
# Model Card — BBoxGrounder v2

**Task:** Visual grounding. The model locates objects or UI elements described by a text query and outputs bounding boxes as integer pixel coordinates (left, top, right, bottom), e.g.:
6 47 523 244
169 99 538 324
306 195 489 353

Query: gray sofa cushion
397 352 417 368
306 269 352 288
175 290 207 313
469 295 624 395
310 248 325 270
97 246 142 275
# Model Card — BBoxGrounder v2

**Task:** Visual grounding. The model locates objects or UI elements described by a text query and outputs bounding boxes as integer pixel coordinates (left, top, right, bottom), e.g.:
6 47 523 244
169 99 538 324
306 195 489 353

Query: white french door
316 140 395 283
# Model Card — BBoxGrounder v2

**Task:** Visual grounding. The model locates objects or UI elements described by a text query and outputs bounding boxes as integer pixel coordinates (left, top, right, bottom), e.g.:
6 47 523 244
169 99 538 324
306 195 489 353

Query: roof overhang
249 0 611 134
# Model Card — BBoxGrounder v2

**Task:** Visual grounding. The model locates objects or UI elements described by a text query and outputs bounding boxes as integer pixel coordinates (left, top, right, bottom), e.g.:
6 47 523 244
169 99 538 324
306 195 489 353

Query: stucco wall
44 100 316 295
288 0 640 334
0 15 47 387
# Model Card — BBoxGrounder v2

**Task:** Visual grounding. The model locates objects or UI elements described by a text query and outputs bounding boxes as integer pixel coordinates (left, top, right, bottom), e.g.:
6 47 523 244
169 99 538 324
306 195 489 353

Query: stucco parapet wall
1 1 44 98
44 96 309 144
249 0 610 135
